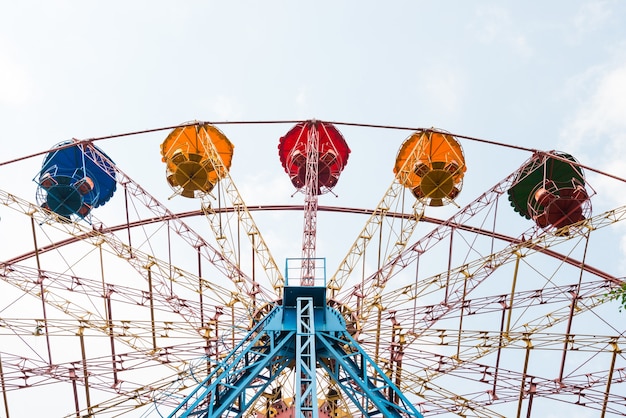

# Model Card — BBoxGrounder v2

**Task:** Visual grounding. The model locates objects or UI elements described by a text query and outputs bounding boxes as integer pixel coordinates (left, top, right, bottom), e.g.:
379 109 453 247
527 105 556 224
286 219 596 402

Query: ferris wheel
0 119 625 418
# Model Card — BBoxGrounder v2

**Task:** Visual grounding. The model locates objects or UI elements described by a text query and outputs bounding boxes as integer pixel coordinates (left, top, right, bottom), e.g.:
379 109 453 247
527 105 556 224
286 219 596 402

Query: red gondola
278 120 350 195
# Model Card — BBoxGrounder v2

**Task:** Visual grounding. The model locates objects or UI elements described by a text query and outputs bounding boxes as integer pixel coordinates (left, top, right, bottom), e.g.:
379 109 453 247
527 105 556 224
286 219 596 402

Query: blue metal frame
168 308 294 417
285 257 326 287
295 297 319 418
316 330 422 417
167 286 423 418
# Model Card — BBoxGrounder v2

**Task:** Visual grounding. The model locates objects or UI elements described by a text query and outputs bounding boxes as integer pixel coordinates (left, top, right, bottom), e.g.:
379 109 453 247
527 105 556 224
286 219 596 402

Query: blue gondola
35 140 117 221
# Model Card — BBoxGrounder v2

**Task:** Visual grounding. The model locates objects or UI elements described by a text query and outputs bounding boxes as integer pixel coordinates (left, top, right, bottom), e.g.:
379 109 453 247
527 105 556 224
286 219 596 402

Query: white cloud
239 169 293 206
296 87 307 107
511 34 533 59
0 39 34 106
473 6 511 44
560 58 626 269
560 63 626 162
207 95 243 121
561 62 626 210
420 67 466 115
573 0 612 34
471 6 534 59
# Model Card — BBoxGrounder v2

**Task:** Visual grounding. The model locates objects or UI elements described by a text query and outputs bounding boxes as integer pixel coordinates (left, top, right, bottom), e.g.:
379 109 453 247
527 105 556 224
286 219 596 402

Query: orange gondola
161 123 234 198
394 129 466 206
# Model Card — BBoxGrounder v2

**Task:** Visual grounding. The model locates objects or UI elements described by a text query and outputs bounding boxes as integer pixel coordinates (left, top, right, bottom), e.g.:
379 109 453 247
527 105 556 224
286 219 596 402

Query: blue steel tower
168 260 423 418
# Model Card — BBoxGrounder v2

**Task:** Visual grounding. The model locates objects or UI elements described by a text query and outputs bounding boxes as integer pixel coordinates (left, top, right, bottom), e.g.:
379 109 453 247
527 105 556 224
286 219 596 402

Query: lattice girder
167 292 423 418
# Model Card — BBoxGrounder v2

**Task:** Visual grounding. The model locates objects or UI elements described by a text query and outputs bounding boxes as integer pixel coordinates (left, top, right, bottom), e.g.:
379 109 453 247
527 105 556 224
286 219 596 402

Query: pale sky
1 1 626 417
1 1 624 152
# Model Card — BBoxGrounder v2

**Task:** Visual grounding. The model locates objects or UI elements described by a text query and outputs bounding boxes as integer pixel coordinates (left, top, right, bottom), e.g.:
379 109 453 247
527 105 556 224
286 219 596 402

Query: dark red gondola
278 120 350 195
507 151 592 233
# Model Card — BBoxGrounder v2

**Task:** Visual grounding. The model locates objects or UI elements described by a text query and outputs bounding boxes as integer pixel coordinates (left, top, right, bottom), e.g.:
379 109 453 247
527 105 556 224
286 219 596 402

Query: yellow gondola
394 129 466 206
160 123 234 198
